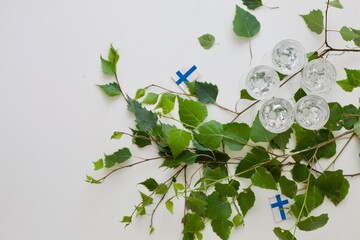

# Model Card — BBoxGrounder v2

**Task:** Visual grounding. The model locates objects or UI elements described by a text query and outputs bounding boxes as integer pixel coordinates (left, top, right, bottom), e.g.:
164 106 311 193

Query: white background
1 0 359 239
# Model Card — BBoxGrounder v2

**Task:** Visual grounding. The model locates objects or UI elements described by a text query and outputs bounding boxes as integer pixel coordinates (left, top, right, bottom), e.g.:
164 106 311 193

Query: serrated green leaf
183 213 205 233
345 68 360 86
223 122 250 151
250 113 278 142
104 148 132 168
142 93 159 105
198 34 215 50
233 214 244 228
340 26 359 41
194 81 219 104
156 93 176 114
215 180 240 197
273 227 297 240
291 164 310 182
298 214 329 231
136 205 146 216
111 131 123 140
207 192 232 219
140 191 153 206
135 108 158 131
203 166 228 185
93 159 104 171
237 187 255 216
173 182 185 195
291 194 316 218
251 167 277 190
156 183 168 195
325 102 343 130
195 120 223 150
108 45 119 65
307 51 319 62
211 219 233 240
178 98 208 129
263 159 282 182
240 89 256 101
187 191 208 217
167 128 192 158
354 37 360 47
97 82 121 97
343 104 359 129
139 178 159 191
241 0 263 10
329 0 343 9
195 232 203 240
300 9 324 34
135 88 145 100
235 147 270 178
100 57 116 75
279 176 298 199
337 79 355 92
131 129 152 148
170 150 198 167
127 97 142 113
121 216 132 223
233 5 261 38
316 170 349 206
354 120 360 138
308 185 325 208
85 175 101 184
270 128 293 152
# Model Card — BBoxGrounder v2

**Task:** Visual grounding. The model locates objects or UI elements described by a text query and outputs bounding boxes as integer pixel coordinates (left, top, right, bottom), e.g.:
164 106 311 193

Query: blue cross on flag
172 63 200 92
269 194 290 222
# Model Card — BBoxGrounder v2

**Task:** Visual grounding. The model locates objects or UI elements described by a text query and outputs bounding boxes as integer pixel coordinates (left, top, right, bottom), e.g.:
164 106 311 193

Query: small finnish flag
172 63 200 92
269 194 290 222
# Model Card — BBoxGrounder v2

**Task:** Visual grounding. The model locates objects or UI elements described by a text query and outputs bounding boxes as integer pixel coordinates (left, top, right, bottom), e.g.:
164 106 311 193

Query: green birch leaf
297 214 329 231
251 167 277 190
308 185 325 208
195 232 203 240
178 98 208 129
307 51 319 62
337 79 354 92
241 0 263 10
233 5 261 38
194 81 219 104
324 102 343 131
135 108 158 131
111 131 123 140
354 37 360 47
127 97 142 113
173 183 185 195
235 147 270 178
329 0 343 9
155 184 168 195
183 213 205 234
240 89 256 101
134 88 145 100
354 120 360 138
270 128 293 152
273 227 297 240
139 178 158 191
97 82 121 97
316 170 349 206
85 175 101 184
187 191 208 217
140 192 153 206
131 129 152 148
345 68 360 86
195 120 223 150
250 113 278 142
121 216 132 223
215 180 240 197
93 159 104 171
294 88 307 102
156 93 176 114
198 34 216 50
211 219 233 240
142 93 159 105
100 57 116 75
340 26 359 41
300 9 324 34
291 164 310 182
233 214 244 228
223 122 250 151
104 148 132 168
108 45 119 65
237 187 255 216
343 104 359 129
167 128 192 158
207 192 232 220
170 150 198 167
291 194 316 218
279 176 298 199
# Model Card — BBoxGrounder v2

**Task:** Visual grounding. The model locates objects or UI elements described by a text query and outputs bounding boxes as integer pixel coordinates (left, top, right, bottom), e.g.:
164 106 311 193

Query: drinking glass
272 39 307 75
295 95 330 130
245 65 280 100
259 98 295 133
301 58 337 94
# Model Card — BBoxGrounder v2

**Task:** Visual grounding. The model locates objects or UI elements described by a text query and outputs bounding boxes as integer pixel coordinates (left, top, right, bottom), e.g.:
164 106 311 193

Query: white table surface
1 0 359 239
